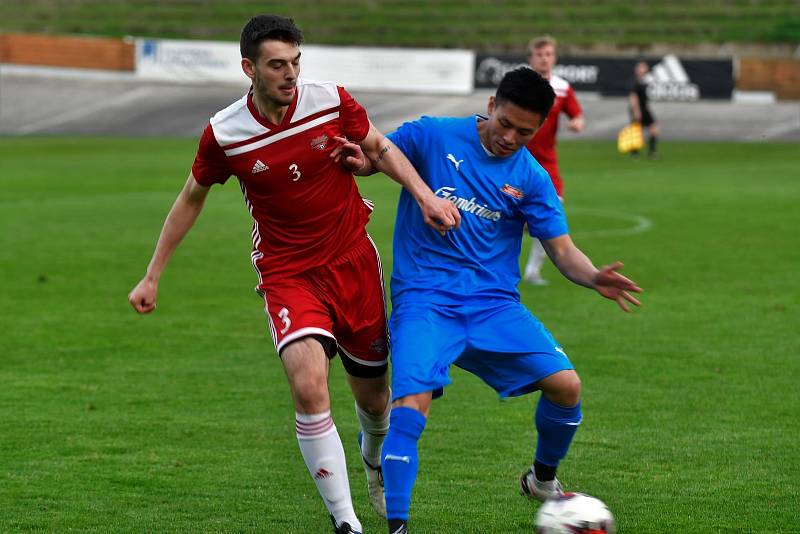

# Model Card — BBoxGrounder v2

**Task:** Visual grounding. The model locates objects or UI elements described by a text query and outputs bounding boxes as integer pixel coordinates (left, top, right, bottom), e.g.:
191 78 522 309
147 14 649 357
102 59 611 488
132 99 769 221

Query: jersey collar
246 87 299 130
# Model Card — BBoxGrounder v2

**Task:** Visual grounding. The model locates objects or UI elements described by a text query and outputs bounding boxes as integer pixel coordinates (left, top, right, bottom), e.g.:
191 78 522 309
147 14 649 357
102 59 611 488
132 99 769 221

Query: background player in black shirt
629 60 660 159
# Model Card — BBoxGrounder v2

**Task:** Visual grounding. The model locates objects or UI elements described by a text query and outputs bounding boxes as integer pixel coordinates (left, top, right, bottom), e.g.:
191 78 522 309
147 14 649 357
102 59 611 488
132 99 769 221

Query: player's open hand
128 278 158 314
331 136 366 173
420 194 461 236
593 261 642 312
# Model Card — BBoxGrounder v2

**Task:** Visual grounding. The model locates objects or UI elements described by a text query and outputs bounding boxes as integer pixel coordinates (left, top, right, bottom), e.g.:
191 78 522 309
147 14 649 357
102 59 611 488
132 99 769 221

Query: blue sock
535 395 582 468
382 406 427 521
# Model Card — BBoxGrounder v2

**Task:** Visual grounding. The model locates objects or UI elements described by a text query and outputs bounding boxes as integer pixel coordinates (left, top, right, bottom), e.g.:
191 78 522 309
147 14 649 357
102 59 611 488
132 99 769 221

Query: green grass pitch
1 137 798 532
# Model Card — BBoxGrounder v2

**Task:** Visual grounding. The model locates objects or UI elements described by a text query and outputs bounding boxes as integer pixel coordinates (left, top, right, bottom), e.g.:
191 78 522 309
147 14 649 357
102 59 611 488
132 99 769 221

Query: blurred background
1 0 799 138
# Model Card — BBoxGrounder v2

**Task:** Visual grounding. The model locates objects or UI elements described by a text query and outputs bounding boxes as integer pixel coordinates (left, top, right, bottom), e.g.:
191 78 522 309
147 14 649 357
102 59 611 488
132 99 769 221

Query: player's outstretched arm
542 234 643 312
592 261 642 312
356 122 461 235
128 173 210 314
567 115 585 133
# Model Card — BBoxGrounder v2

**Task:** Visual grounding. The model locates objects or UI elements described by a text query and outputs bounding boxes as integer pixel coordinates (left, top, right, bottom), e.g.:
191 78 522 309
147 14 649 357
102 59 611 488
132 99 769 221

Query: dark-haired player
341 67 641 533
127 14 460 534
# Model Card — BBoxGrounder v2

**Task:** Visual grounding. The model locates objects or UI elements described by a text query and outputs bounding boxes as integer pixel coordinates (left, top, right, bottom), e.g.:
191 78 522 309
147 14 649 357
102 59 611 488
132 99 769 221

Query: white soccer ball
535 492 615 534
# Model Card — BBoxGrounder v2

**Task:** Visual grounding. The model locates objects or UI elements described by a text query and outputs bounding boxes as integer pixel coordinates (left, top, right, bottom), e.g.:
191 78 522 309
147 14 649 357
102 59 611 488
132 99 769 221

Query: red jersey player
523 35 585 285
127 15 459 534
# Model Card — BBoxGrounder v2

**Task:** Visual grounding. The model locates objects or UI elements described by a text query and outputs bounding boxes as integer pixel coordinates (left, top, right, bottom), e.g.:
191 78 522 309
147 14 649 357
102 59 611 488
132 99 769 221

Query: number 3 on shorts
278 307 292 334
289 163 301 181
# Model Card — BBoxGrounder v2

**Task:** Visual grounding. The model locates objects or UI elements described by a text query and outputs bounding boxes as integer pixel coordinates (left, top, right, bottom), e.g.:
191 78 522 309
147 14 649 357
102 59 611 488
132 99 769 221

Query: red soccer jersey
191 79 372 283
526 74 582 195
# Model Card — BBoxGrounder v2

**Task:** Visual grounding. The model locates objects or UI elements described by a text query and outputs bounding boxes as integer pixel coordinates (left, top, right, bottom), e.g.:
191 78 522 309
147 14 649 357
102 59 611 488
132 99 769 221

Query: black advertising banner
474 54 734 101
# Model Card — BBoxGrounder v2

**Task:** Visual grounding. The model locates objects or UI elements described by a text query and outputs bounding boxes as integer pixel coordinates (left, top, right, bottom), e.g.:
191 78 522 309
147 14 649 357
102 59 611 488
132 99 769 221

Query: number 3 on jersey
289 163 302 181
278 307 292 334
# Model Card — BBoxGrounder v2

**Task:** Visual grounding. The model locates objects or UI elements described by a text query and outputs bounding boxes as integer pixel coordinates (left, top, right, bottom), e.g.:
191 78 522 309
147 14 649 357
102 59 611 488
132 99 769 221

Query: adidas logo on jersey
645 54 700 101
251 160 269 173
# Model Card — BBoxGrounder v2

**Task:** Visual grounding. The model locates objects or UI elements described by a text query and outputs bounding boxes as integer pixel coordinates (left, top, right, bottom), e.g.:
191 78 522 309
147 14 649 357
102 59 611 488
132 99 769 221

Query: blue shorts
388 299 573 400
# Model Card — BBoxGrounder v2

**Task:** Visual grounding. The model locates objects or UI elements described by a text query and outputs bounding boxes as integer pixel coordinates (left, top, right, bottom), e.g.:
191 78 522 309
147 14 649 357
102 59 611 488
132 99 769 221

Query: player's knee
545 372 581 407
558 373 581 407
291 372 329 411
563 374 581 406
539 370 581 407
392 392 432 417
350 374 390 415
359 390 391 416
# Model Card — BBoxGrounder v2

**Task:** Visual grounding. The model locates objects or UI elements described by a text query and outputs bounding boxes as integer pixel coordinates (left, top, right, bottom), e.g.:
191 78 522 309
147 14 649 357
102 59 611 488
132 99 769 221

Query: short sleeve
563 86 582 119
337 86 370 142
191 124 232 186
519 158 569 239
386 117 428 168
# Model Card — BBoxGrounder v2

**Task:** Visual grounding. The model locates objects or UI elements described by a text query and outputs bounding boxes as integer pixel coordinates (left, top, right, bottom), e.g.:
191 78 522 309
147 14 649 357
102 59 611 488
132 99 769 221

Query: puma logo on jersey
251 159 269 173
447 153 464 171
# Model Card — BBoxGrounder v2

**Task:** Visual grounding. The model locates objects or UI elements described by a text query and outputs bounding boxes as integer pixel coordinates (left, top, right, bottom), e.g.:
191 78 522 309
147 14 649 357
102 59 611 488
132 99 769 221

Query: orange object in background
0 33 134 71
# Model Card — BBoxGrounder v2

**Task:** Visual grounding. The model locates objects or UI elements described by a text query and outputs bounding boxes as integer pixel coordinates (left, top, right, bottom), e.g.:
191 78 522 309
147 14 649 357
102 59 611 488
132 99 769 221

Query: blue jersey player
335 67 642 533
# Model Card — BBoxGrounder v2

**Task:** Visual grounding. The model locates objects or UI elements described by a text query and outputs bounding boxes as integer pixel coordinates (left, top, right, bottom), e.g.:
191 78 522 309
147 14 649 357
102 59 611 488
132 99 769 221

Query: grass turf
0 137 798 532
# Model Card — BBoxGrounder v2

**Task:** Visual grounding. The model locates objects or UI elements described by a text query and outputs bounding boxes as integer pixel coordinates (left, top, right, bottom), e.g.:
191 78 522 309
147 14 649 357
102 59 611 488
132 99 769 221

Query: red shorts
260 234 389 378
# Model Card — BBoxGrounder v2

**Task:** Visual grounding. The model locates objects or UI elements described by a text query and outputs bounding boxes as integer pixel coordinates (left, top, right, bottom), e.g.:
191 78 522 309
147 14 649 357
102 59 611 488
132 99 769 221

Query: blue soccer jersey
388 115 568 306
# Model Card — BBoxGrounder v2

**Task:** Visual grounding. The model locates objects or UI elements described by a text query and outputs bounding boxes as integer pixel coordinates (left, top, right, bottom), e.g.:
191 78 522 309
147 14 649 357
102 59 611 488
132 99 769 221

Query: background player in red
127 15 460 534
523 35 586 286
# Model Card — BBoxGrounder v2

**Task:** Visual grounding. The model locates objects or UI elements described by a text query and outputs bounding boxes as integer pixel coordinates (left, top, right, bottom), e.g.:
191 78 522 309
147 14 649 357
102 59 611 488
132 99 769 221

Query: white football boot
358 432 386 517
519 468 564 502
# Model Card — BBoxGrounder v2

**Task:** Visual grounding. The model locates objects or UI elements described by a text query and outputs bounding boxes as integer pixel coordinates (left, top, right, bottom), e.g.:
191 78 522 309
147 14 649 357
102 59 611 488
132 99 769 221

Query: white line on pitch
744 117 800 141
583 114 629 134
567 207 654 238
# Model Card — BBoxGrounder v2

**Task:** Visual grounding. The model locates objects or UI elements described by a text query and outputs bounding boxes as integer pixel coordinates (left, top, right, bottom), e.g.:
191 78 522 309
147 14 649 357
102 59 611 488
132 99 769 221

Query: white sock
355 399 390 466
525 238 547 278
296 411 361 530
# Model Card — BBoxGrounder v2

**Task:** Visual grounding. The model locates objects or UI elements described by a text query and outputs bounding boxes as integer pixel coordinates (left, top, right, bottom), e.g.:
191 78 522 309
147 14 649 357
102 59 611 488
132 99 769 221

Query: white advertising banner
135 38 474 94
301 45 475 94
135 38 247 86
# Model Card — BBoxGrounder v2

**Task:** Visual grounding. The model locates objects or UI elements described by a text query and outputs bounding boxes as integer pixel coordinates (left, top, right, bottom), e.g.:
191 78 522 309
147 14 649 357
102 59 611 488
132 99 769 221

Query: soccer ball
535 492 615 534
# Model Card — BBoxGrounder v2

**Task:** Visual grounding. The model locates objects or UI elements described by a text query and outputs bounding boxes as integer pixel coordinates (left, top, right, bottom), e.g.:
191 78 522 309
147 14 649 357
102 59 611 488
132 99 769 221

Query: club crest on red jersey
501 183 524 199
310 134 329 151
